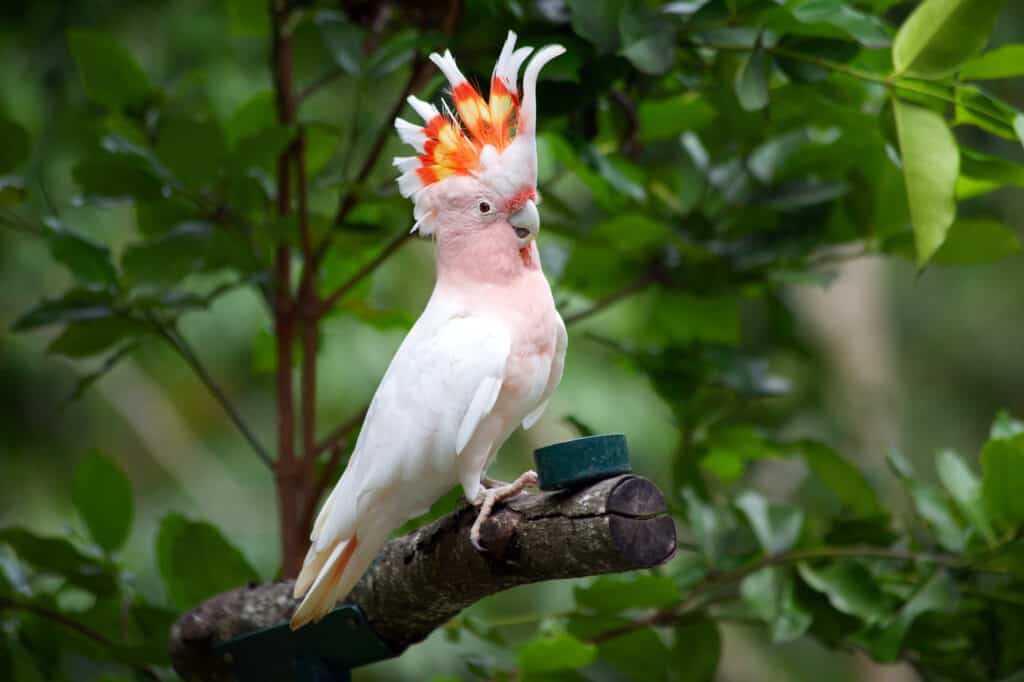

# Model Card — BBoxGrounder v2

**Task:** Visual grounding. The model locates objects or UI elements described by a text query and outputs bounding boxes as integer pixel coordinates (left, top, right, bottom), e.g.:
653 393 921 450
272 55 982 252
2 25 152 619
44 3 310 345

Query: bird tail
289 522 390 630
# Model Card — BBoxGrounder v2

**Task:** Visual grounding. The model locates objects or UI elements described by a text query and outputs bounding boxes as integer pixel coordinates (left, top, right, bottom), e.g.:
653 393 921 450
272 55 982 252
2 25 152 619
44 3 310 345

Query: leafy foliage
3 0 1024 680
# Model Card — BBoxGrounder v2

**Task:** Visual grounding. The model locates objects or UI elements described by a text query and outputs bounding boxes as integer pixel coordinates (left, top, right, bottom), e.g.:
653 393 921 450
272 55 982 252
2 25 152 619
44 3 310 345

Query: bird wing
310 305 511 554
522 313 567 430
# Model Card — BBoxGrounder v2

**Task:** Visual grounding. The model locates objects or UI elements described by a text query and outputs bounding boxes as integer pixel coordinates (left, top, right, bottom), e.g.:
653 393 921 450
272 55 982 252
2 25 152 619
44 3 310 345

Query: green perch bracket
218 434 633 682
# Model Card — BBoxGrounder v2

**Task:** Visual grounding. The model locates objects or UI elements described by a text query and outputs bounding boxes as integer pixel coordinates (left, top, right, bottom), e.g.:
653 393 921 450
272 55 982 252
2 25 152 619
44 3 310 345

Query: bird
290 31 567 630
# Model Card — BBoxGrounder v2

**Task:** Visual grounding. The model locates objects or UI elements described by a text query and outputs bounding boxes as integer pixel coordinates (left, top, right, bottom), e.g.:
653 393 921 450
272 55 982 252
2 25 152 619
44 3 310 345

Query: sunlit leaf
892 0 1006 78
935 449 996 544
960 44 1024 79
981 433 1024 527
892 99 958 266
637 93 715 142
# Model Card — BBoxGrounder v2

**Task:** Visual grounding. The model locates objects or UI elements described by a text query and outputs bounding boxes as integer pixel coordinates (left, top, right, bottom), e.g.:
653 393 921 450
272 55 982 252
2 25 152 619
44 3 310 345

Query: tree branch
316 229 413 316
169 475 675 680
154 324 273 468
0 597 161 682
561 273 659 325
311 403 367 460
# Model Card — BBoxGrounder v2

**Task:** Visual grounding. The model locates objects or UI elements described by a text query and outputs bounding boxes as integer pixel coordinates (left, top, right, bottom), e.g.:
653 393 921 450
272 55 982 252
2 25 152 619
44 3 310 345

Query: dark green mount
218 434 632 681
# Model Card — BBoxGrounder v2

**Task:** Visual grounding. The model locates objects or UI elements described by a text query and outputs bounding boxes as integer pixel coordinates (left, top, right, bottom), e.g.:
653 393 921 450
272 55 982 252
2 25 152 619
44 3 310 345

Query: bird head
392 32 564 254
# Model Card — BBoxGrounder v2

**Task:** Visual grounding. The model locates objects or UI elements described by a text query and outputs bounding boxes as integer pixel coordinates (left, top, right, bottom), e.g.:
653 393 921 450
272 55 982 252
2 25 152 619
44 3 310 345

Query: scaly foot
470 470 539 551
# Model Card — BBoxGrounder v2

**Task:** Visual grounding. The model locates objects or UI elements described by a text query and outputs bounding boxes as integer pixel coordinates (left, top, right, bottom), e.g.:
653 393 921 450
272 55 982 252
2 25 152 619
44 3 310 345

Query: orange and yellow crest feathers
393 31 564 234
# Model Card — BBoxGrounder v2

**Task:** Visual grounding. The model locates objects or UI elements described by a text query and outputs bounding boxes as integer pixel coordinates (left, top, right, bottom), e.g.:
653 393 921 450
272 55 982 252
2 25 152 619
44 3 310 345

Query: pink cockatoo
290 31 567 629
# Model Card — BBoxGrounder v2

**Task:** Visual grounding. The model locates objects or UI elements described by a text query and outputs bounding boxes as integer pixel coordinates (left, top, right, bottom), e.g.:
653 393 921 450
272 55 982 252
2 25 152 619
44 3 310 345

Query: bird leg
470 470 538 551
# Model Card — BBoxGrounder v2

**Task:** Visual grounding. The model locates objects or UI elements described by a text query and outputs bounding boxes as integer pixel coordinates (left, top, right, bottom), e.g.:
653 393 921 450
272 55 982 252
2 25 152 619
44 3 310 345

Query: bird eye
478 201 491 214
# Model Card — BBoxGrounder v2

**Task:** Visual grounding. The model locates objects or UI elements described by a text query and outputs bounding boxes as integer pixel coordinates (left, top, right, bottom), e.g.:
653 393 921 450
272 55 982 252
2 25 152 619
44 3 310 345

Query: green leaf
638 93 715 142
517 630 597 675
892 0 1007 78
892 99 959 266
230 125 294 173
304 123 341 178
156 117 227 188
73 150 164 201
796 440 883 516
954 85 1021 140
574 573 681 614
735 45 771 112
71 450 134 551
0 528 116 594
315 10 365 76
736 492 803 555
364 30 418 79
619 6 675 75
866 570 958 661
981 433 1024 527
226 91 276 146
957 147 1024 199
0 117 30 173
790 0 891 48
684 489 741 567
12 288 116 331
156 513 259 609
932 218 1021 265
121 221 238 286
0 175 27 205
935 449 996 544
741 567 813 643
991 410 1024 440
653 291 740 346
672 614 720 682
67 29 152 110
225 0 269 36
598 627 670 682
960 44 1024 79
1016 114 1024 148
566 0 627 53
46 225 119 286
47 317 144 358
798 560 889 624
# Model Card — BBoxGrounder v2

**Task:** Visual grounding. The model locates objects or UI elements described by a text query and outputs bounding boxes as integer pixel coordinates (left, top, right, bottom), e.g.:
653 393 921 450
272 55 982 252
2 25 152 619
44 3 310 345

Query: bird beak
509 199 540 245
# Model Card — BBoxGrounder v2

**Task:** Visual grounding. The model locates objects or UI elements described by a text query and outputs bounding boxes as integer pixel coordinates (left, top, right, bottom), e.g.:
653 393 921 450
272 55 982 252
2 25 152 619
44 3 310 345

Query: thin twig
316 230 413 315
588 544 995 645
298 66 344 102
154 323 273 468
0 597 161 682
312 403 369 460
562 273 659 325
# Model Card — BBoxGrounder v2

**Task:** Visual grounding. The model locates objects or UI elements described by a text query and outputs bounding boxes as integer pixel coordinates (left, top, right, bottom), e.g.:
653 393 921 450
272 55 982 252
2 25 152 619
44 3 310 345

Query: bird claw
470 470 539 552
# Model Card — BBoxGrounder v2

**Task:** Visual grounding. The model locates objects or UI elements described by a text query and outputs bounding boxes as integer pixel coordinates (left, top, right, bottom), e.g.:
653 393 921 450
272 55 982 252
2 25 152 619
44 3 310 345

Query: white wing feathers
521 315 567 430
309 312 510 551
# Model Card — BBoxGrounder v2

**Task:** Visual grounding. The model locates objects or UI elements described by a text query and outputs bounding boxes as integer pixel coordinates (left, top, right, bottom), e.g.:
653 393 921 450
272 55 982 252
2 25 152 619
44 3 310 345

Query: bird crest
393 31 564 233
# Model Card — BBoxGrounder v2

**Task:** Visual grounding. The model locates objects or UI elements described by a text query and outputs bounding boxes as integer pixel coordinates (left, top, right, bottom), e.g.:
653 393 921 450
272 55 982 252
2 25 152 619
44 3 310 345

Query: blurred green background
3 1 1024 681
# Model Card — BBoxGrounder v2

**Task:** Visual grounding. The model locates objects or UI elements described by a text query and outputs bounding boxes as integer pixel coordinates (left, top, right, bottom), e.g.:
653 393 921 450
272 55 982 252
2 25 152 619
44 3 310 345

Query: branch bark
169 475 675 680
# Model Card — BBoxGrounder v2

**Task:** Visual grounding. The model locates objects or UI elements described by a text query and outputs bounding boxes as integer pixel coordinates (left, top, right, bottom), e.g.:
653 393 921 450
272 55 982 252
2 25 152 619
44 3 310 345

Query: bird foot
470 470 538 552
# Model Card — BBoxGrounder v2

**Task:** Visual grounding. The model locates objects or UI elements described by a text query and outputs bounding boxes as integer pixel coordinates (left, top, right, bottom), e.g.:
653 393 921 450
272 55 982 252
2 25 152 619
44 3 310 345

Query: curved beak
509 199 540 243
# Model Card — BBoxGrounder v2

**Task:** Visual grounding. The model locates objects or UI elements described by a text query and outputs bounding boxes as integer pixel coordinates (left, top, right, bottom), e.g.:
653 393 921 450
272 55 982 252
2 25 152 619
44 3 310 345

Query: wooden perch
169 474 676 681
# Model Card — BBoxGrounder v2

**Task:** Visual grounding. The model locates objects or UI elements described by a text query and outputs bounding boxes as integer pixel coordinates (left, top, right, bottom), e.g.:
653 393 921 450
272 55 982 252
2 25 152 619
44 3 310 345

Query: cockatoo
290 31 567 629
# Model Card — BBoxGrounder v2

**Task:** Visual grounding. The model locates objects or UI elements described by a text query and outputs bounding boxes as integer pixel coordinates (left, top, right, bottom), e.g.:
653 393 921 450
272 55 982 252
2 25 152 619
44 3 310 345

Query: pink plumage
290 30 567 629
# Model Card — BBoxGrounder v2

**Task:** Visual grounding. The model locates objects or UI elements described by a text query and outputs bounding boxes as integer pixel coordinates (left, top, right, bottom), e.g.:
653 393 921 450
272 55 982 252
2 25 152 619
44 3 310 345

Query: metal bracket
217 603 393 682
